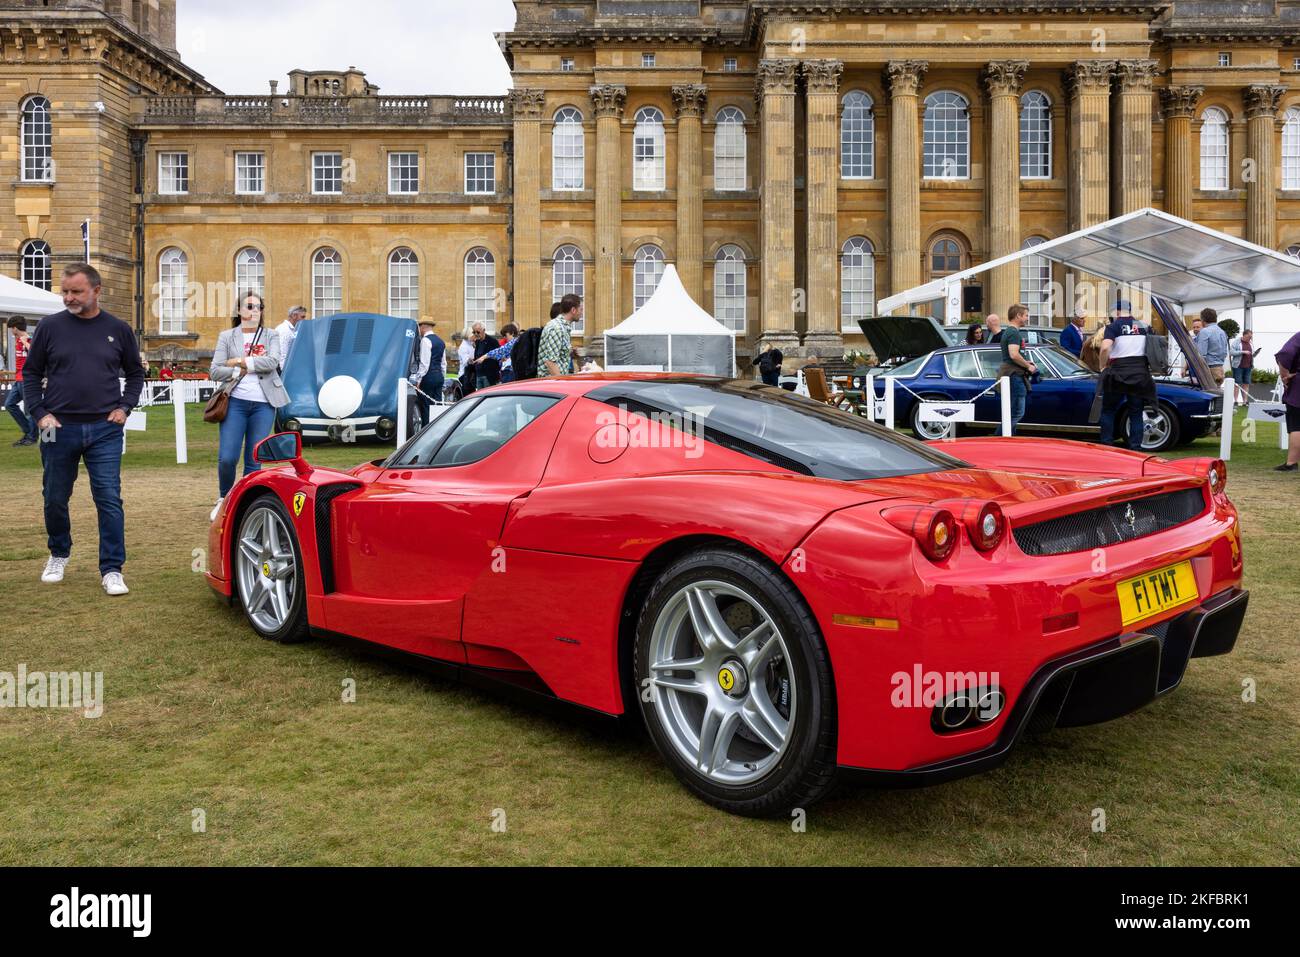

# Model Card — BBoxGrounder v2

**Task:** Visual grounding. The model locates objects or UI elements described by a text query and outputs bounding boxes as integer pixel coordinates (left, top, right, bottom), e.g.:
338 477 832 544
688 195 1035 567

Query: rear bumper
840 587 1248 786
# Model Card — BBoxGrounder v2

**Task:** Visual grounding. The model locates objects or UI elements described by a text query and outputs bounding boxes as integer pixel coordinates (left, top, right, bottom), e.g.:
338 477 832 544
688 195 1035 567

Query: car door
1028 347 1101 429
971 348 1005 423
1020 347 1068 424
324 392 570 662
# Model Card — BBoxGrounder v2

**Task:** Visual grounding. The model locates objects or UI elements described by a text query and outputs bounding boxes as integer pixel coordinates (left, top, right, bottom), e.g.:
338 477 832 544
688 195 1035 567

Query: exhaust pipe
975 689 1005 723
938 693 975 730
932 686 1004 733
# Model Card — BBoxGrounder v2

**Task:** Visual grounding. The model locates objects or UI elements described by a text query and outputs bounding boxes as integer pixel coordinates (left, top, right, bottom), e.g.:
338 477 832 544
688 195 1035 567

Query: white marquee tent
0 273 61 318
604 264 736 376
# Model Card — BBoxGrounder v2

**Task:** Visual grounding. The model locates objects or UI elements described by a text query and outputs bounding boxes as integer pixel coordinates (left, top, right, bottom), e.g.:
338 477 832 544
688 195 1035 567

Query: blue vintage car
858 318 1222 451
278 312 419 443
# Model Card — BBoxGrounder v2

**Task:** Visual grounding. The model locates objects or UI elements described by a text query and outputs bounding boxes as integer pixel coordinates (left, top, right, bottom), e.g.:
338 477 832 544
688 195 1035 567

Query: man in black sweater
22 263 144 596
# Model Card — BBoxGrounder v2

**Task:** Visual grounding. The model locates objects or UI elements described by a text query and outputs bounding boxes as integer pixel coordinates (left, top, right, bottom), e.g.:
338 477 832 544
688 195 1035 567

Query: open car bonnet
857 315 950 365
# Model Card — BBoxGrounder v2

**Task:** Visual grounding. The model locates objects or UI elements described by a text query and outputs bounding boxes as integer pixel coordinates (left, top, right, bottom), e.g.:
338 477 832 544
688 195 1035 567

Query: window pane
235 248 264 297
552 108 584 190
923 92 969 179
840 91 874 178
159 152 189 193
313 153 343 193
634 245 664 308
158 249 188 334
552 245 584 334
1200 109 1229 191
21 241 52 291
21 97 52 182
388 247 419 319
465 152 495 193
1019 91 1051 178
1019 237 1051 322
312 248 342 317
840 237 875 331
714 107 746 191
633 107 665 190
236 152 264 193
714 245 746 333
389 152 419 194
464 247 496 333
1283 108 1300 191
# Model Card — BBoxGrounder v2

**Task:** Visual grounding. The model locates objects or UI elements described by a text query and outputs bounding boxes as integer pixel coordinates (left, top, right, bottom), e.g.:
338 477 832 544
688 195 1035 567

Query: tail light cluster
883 500 1006 562
1207 458 1228 496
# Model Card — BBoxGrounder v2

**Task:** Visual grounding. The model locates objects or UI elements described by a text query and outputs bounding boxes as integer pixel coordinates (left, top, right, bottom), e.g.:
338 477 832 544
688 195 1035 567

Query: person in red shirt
5 316 37 446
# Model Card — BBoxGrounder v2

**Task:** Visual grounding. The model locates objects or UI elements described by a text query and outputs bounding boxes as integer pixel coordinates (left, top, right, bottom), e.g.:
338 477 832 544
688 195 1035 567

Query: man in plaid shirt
539 293 581 376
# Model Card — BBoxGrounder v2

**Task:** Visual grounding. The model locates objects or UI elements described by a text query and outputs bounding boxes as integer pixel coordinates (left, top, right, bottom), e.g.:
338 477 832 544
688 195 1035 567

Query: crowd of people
4 263 1299 601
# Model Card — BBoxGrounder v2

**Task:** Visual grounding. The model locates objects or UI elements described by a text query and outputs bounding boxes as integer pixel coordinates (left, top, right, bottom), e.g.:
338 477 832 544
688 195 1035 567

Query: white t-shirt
231 330 269 402
458 339 475 369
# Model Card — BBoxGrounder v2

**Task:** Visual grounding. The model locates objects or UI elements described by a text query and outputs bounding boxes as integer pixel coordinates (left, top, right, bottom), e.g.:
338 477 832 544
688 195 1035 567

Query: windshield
1037 346 1094 377
885 354 931 377
588 378 968 481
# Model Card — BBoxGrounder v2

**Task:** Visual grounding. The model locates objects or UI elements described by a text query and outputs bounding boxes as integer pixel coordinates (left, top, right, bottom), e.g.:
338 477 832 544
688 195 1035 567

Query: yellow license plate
1117 561 1198 627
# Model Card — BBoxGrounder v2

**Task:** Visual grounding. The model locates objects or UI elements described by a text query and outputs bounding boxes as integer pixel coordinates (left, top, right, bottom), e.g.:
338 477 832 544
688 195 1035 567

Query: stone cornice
1244 84 1287 119
1064 60 1116 98
507 88 547 120
1115 59 1159 92
885 60 929 97
802 59 844 94
980 60 1029 98
589 83 627 118
1159 85 1204 119
671 83 708 119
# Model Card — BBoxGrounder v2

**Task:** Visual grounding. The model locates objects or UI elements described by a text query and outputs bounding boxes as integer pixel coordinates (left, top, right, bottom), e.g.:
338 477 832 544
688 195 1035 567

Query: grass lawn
0 403 1296 865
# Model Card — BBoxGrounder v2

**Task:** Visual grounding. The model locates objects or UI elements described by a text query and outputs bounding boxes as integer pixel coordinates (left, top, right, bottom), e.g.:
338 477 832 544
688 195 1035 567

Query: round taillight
971 502 1006 552
882 505 958 563
1208 459 1227 495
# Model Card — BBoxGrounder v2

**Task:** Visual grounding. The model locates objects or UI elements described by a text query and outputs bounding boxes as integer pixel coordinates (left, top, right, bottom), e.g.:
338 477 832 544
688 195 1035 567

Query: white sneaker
41 555 69 583
102 572 129 596
210 497 224 522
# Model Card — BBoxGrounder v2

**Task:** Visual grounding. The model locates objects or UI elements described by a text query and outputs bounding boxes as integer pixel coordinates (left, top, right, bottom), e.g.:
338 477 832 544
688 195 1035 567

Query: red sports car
207 374 1247 816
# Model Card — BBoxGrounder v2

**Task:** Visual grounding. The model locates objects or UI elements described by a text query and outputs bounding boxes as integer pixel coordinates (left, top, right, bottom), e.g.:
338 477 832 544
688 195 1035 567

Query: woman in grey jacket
209 291 289 518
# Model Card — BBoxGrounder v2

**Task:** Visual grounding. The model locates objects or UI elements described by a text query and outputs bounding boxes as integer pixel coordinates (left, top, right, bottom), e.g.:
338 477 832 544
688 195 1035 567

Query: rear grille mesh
1012 488 1206 556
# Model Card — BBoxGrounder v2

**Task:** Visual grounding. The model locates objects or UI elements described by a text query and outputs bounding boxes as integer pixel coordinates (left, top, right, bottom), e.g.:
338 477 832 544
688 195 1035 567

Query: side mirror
254 432 310 475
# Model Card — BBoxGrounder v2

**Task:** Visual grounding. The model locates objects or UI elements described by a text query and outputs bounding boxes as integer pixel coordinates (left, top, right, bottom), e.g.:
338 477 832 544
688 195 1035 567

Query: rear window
590 378 967 481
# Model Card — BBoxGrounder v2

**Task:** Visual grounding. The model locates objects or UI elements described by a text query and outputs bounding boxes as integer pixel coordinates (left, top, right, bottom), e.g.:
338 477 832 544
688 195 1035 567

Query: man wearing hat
1096 297 1156 450
409 320 445 427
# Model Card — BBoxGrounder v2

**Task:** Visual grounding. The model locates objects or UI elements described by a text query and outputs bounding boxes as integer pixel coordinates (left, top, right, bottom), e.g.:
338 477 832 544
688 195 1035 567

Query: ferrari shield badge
292 492 306 517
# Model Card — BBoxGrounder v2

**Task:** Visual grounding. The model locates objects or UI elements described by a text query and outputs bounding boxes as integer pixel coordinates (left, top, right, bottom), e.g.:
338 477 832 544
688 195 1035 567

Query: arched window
840 237 875 331
1200 107 1230 191
714 106 746 191
1020 237 1051 322
552 106 584 191
713 245 746 333
388 247 419 319
1282 107 1300 190
21 96 52 182
923 91 969 179
20 240 51 291
1019 91 1052 179
840 91 875 179
312 247 343 318
464 247 496 333
235 247 264 297
928 236 964 278
633 106 666 191
552 244 584 334
1285 244 1300 260
158 247 188 334
633 244 664 308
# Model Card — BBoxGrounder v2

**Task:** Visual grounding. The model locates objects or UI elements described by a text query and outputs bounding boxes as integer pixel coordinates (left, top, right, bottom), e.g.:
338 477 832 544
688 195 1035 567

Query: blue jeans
1099 392 1146 450
39 419 126 574
1003 375 1027 436
218 396 276 497
5 384 36 439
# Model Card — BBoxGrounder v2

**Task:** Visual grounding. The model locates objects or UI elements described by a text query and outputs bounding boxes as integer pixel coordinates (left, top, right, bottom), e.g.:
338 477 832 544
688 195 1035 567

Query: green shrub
1252 368 1278 385
1219 318 1240 339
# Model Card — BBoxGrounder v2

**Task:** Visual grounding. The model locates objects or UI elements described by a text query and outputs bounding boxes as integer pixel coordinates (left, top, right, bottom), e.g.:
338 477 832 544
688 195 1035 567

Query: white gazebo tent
1 273 62 372
877 208 1300 385
604 264 736 376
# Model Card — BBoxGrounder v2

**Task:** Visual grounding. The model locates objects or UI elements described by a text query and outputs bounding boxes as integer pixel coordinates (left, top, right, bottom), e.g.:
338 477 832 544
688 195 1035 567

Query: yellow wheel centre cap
262 561 271 578
717 660 747 697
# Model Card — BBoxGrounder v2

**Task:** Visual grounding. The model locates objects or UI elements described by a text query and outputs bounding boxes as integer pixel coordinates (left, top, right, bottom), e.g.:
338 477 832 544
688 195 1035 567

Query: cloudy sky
177 1 518 96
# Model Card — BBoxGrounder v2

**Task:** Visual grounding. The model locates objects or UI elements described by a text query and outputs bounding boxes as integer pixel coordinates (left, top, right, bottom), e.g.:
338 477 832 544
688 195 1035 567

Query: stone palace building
3 0 1300 361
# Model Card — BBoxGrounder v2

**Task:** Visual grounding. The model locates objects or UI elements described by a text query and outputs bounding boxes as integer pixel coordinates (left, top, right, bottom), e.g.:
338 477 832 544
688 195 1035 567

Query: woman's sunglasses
242 302 264 310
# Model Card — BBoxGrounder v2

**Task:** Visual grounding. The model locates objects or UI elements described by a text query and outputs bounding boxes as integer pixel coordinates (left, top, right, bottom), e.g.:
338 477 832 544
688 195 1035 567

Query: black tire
405 396 423 440
909 393 959 441
1133 401 1181 452
633 547 837 817
233 493 310 644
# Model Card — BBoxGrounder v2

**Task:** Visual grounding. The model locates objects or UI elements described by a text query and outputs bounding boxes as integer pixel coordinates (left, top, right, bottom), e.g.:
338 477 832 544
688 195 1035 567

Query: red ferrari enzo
207 374 1247 816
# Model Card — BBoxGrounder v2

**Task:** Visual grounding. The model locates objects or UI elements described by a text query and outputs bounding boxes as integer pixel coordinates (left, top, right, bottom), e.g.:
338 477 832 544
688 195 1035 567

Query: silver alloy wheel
1138 407 1173 450
914 408 956 441
647 580 795 785
235 505 297 633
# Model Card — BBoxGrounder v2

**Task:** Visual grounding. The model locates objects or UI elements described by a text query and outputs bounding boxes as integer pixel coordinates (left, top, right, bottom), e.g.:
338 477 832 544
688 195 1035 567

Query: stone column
1245 84 1285 248
508 89 546 330
590 84 627 345
672 84 707 303
886 59 928 297
757 59 800 352
981 60 1028 319
802 59 844 356
1159 86 1203 220
1113 60 1157 215
1066 60 1114 312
